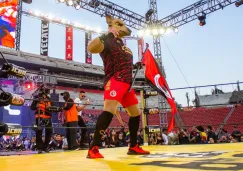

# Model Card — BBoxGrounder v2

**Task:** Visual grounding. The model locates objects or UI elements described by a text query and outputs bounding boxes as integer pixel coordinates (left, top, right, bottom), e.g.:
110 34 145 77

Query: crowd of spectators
0 125 243 152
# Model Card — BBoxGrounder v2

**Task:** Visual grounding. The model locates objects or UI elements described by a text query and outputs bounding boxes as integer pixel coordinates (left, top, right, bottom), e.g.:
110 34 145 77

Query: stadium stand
224 105 243 132
179 107 232 130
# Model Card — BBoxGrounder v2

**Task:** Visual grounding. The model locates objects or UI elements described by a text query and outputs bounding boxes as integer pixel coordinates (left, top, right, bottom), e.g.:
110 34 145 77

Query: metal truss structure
159 0 239 28
78 0 147 30
21 9 140 40
15 0 23 51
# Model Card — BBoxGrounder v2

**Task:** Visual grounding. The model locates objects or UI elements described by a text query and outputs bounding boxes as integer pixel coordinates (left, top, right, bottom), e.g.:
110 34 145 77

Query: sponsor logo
142 151 226 158
122 46 133 55
110 90 117 97
40 21 49 56
4 105 20 115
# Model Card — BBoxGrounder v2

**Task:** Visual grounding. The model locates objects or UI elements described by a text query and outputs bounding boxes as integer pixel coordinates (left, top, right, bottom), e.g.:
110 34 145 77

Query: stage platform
1 143 243 171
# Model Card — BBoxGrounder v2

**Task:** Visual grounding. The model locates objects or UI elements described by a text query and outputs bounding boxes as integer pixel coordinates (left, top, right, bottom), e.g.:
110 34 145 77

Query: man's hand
133 61 143 70
85 99 90 105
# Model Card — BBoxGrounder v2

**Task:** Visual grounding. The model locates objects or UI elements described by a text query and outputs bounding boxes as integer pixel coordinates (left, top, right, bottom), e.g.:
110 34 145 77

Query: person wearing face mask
60 91 78 150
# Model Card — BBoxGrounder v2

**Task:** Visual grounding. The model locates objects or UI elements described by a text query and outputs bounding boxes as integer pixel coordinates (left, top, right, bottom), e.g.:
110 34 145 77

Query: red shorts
104 77 138 108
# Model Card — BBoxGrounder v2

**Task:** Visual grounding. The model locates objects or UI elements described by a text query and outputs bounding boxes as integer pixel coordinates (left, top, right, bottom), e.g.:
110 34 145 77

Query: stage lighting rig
145 9 154 22
66 0 73 6
56 0 65 3
138 27 179 37
235 0 243 7
88 0 100 8
74 0 81 10
198 14 206 26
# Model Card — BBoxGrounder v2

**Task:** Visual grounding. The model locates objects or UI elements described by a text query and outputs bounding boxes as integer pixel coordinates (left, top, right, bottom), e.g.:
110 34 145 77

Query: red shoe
87 146 104 159
127 144 150 155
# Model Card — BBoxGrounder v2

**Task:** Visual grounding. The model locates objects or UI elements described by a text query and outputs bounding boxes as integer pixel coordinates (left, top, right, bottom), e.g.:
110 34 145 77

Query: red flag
142 49 177 132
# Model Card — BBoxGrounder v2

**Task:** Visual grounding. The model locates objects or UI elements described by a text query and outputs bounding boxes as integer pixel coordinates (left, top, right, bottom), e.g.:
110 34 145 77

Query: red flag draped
142 49 177 132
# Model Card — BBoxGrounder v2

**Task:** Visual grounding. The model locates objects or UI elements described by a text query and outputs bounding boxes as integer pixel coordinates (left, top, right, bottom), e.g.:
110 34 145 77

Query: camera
32 85 50 99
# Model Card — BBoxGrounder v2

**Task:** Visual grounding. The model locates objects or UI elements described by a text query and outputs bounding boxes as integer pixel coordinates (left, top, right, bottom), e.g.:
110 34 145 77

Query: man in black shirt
207 126 217 143
232 125 241 142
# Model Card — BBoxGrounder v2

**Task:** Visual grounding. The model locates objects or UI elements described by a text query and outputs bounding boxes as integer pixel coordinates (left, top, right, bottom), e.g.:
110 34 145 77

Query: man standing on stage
86 15 150 158
74 90 89 148
61 91 78 150
30 93 52 154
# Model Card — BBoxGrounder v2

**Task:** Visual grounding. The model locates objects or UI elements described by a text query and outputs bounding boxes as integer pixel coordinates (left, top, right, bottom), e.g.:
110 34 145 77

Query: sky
20 0 243 106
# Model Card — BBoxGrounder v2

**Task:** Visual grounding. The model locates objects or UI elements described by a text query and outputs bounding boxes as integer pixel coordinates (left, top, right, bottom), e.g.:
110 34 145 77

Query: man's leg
69 121 78 150
66 122 71 150
35 118 43 153
87 78 127 159
122 89 150 155
90 100 118 148
44 119 53 152
78 116 87 147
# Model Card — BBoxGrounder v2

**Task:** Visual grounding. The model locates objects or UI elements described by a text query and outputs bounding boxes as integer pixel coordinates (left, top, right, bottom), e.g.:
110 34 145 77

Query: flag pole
129 43 149 92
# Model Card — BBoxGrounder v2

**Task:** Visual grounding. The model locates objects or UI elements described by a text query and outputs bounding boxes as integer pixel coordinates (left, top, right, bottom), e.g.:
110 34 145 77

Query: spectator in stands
100 134 108 148
232 125 241 142
162 128 169 145
30 137 37 151
217 128 228 142
16 139 25 151
89 133 94 147
108 129 118 148
74 90 90 148
155 132 163 145
62 135 68 150
149 133 156 145
125 132 131 146
197 126 207 144
61 91 78 150
207 126 217 143
118 126 126 141
117 132 126 147
229 134 238 143
189 126 201 144
178 128 190 144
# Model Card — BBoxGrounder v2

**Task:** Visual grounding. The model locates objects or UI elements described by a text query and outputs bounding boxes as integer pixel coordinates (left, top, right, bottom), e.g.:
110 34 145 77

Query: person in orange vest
61 91 78 150
30 93 52 154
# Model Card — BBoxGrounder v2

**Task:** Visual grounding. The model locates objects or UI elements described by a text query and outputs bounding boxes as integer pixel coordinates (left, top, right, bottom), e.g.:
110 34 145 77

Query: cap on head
60 91 70 97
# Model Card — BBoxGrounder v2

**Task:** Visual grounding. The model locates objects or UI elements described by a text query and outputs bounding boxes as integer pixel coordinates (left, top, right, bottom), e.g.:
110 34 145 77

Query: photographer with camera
30 88 53 154
61 91 78 150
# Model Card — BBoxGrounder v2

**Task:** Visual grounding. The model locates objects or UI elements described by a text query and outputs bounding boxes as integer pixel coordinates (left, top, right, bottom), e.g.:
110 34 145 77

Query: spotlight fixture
56 0 65 3
74 1 81 10
235 0 243 7
145 9 154 21
198 15 206 26
174 27 179 33
88 0 100 8
66 0 74 6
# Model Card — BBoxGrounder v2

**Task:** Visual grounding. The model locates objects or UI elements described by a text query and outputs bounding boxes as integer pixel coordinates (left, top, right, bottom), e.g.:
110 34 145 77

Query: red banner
142 49 177 132
137 38 144 61
65 26 73 60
